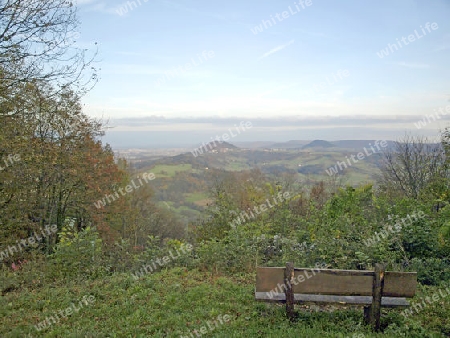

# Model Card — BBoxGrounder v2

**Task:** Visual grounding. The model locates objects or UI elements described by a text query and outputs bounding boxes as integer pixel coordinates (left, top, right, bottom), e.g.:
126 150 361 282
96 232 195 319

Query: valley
125 140 393 224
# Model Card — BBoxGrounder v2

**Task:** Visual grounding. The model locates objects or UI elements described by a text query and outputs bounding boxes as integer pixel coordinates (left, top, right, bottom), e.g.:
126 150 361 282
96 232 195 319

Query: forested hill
133 140 391 184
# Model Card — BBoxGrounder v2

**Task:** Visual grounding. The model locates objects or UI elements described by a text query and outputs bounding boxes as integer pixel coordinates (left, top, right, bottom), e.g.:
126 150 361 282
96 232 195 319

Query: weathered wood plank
254 292 411 307
256 267 416 297
294 268 374 276
383 271 417 298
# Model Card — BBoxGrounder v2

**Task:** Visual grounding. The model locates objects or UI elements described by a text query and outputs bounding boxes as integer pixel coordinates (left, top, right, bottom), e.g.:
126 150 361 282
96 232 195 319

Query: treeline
0 0 182 271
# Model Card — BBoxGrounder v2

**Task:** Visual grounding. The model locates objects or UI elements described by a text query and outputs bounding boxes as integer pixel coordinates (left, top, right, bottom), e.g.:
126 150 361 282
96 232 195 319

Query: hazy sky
75 0 450 146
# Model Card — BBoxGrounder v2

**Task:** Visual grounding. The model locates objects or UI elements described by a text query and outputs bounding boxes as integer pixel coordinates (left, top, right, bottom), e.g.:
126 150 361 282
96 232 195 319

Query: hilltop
302 140 334 149
195 140 239 151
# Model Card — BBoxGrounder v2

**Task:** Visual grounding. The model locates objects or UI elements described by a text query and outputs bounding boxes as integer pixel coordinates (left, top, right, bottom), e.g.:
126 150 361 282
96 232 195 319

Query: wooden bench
255 262 417 331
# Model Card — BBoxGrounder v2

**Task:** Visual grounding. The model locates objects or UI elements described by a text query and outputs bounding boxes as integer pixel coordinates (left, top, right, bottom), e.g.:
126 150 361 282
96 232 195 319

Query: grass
222 158 251 171
1 268 448 337
151 164 192 178
185 192 209 204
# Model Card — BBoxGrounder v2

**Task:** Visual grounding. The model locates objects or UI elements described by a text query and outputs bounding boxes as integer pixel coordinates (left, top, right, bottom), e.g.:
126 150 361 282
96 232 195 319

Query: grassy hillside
151 164 194 178
2 268 448 337
141 148 385 182
140 147 385 222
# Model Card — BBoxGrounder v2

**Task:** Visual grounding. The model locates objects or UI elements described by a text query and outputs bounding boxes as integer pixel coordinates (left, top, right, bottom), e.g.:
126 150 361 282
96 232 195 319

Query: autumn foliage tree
0 0 119 262
0 81 126 258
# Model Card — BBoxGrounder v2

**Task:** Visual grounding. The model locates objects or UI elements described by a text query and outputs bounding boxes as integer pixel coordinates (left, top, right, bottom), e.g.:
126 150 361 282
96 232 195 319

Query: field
144 147 385 223
150 164 193 178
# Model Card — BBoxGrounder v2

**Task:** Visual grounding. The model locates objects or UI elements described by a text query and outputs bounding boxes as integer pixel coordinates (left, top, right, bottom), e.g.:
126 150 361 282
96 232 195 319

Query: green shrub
49 224 106 280
408 258 450 285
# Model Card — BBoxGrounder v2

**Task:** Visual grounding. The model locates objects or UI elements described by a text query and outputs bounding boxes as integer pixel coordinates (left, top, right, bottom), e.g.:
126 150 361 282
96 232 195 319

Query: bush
134 236 196 275
408 257 450 285
196 227 262 274
49 224 106 280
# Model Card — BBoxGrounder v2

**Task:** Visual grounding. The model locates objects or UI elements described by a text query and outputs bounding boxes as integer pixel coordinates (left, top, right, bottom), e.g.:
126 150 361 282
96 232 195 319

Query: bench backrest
256 266 417 297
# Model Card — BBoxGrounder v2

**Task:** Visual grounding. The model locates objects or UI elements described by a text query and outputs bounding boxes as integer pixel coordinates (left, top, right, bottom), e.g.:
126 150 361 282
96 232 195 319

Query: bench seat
255 292 410 307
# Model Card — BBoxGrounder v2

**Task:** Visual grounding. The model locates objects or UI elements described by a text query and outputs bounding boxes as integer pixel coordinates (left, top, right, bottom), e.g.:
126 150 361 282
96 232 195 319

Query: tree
0 81 124 259
378 134 447 200
0 0 97 93
443 127 450 165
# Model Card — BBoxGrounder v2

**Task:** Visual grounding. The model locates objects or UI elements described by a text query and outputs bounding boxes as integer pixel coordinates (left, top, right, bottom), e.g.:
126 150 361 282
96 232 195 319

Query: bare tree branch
0 0 98 96
378 134 446 199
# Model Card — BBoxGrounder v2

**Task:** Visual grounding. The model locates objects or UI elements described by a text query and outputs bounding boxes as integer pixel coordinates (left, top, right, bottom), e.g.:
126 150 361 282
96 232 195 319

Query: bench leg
368 263 385 332
284 262 296 322
363 305 371 325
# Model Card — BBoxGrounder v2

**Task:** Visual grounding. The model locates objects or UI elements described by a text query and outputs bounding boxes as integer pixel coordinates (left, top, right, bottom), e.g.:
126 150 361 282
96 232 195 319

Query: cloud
432 34 450 52
257 40 295 61
108 115 450 130
396 62 430 69
295 29 329 38
100 115 447 150
84 90 447 120
99 115 449 147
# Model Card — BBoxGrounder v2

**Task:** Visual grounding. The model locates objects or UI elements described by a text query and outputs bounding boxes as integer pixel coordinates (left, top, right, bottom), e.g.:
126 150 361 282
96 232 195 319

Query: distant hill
195 141 238 150
302 140 334 149
132 139 394 177
233 141 274 149
216 141 238 149
258 139 396 151
333 140 394 150
268 140 310 149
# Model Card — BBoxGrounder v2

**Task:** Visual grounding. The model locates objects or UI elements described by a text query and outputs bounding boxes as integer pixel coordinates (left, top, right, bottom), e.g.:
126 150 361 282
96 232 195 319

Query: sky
75 0 450 147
